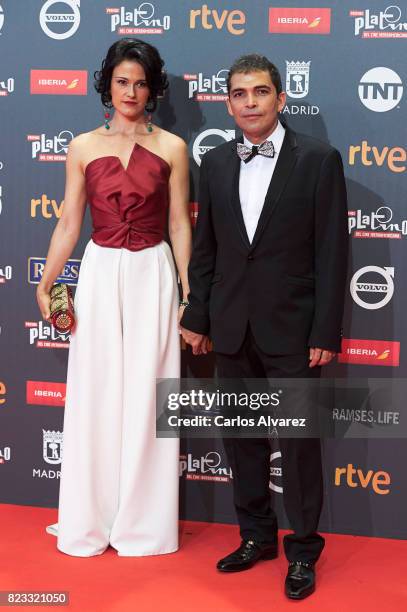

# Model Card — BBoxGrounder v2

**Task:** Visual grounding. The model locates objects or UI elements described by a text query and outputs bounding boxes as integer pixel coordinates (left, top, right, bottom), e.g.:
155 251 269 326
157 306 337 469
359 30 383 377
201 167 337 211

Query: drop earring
104 108 111 130
145 98 154 133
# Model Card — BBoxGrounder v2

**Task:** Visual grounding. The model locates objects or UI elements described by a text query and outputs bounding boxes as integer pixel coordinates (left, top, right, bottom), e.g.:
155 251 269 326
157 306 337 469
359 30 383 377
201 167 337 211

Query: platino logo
179 451 232 482
0 265 12 284
25 321 71 348
184 69 228 101
0 446 11 464
350 5 407 39
107 4 170 34
27 131 74 161
0 77 14 96
348 206 407 239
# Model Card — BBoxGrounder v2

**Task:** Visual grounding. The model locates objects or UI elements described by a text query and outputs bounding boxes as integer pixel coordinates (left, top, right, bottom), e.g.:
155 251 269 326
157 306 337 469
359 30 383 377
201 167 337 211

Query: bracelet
179 300 189 307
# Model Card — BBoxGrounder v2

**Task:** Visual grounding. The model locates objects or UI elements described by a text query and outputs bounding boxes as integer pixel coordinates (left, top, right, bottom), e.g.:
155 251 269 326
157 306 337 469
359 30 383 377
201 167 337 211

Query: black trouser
215 325 325 564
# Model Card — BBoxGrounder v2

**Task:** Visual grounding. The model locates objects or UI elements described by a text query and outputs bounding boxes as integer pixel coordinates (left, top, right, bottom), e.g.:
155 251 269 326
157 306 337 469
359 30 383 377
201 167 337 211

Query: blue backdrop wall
0 0 406 538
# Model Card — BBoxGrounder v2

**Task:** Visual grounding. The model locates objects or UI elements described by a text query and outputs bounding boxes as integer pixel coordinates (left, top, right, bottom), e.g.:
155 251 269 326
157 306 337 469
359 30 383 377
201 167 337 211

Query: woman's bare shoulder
67 129 112 169
68 128 106 153
156 127 187 152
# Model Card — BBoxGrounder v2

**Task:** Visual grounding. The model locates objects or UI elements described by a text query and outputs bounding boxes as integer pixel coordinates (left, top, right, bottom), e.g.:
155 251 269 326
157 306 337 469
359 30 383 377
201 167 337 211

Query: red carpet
0 504 406 611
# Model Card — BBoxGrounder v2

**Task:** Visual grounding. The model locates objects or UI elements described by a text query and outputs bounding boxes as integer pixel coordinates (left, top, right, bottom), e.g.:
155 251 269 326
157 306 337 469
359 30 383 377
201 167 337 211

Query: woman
37 39 191 557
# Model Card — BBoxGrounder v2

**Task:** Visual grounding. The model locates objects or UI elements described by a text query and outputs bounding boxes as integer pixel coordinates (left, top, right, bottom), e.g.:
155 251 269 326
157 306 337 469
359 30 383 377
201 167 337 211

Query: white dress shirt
239 120 286 243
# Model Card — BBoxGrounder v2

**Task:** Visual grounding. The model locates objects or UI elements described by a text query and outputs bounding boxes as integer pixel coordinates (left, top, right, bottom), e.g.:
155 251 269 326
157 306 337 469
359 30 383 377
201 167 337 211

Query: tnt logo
359 67 403 112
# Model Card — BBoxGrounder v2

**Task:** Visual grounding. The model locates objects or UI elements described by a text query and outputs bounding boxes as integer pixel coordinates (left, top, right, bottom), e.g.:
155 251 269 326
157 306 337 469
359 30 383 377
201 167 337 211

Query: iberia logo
26 381 66 406
269 7 331 34
338 338 400 366
30 70 87 95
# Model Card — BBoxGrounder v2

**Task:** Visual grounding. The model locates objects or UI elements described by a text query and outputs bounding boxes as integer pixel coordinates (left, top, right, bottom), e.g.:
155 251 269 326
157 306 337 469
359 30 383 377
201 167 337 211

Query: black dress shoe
285 561 315 600
217 539 278 573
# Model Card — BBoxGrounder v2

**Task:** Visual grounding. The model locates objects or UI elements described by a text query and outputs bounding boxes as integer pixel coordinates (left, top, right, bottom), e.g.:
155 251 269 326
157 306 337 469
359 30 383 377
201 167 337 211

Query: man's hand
309 347 336 368
180 327 210 355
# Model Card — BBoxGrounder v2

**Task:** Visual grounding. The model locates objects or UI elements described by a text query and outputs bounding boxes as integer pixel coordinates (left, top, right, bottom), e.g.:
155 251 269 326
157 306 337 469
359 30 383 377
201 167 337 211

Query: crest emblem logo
286 61 311 99
42 429 63 464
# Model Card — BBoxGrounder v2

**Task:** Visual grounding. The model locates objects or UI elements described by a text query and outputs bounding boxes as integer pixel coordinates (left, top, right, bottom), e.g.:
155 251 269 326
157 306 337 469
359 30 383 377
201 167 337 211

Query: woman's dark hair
94 38 168 111
227 54 282 96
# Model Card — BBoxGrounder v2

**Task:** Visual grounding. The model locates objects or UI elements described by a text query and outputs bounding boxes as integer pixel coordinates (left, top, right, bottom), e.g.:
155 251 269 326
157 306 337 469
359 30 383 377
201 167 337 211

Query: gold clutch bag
49 283 75 332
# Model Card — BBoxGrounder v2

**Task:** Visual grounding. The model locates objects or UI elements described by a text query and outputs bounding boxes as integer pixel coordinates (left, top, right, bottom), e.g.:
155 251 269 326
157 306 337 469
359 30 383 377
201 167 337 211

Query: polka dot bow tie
237 140 275 163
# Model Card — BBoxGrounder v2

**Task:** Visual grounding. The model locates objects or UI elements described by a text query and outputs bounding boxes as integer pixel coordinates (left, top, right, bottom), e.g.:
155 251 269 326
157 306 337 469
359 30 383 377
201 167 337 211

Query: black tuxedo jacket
181 125 348 355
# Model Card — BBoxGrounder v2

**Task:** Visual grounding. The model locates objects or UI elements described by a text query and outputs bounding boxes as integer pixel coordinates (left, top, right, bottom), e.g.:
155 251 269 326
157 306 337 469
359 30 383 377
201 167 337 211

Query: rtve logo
349 141 406 173
335 464 390 495
31 195 64 218
0 380 6 405
189 5 245 35
358 67 403 112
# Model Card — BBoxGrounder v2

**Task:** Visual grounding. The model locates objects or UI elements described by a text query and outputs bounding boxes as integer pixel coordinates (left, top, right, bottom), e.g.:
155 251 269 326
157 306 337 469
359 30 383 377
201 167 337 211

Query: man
180 54 348 600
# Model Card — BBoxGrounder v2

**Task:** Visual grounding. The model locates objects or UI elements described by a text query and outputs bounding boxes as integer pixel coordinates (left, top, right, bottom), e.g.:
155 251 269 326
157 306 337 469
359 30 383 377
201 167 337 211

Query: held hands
309 347 336 367
36 286 51 322
180 327 210 356
178 303 210 355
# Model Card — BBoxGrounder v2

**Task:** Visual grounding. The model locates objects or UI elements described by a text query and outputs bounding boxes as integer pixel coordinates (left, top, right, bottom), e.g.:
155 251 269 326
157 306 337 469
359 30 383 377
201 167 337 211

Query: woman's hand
37 286 51 321
178 304 187 327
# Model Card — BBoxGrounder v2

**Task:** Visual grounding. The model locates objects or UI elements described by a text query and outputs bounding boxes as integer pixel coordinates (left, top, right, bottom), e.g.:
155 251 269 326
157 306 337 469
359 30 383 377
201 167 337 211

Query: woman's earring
104 109 111 130
145 99 154 132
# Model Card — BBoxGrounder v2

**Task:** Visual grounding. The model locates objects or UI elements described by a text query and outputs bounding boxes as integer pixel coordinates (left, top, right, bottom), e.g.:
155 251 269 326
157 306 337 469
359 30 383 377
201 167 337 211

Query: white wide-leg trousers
51 240 180 557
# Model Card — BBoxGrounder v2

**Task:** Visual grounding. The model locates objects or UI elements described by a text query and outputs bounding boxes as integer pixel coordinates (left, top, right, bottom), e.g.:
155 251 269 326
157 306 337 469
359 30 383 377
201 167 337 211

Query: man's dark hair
227 54 282 96
94 38 168 111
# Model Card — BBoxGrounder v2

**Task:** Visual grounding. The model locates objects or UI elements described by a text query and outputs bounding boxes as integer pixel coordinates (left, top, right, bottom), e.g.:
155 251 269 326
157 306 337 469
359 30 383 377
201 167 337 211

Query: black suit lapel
250 127 298 250
226 137 251 249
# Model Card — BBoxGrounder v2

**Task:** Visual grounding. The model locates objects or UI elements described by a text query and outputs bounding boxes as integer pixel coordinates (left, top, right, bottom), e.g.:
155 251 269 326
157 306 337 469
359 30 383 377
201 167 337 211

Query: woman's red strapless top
85 142 171 251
